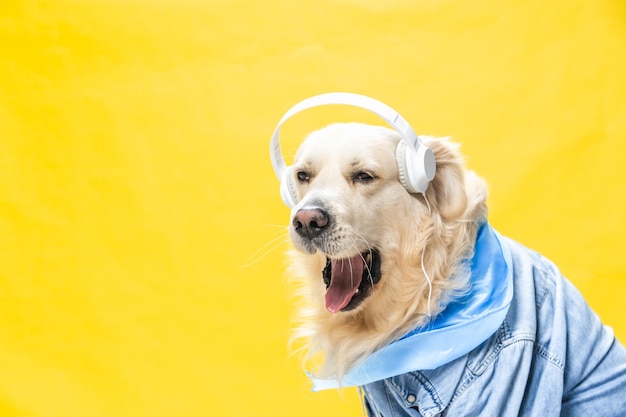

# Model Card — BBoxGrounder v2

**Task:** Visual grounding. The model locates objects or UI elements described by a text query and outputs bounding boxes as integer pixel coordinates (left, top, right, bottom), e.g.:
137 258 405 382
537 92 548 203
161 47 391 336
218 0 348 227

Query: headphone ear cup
396 140 436 194
395 141 412 192
280 167 299 208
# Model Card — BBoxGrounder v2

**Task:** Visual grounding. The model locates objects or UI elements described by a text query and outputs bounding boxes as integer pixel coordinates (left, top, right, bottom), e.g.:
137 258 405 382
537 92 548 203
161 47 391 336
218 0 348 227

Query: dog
286 122 486 373
277 115 626 415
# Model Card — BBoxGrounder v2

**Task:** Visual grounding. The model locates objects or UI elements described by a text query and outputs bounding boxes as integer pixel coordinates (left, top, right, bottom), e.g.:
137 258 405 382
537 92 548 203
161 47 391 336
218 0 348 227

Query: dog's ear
422 138 470 220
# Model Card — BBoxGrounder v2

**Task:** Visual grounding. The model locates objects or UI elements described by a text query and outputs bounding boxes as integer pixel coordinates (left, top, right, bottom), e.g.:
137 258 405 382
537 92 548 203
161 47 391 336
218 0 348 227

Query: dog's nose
293 208 329 239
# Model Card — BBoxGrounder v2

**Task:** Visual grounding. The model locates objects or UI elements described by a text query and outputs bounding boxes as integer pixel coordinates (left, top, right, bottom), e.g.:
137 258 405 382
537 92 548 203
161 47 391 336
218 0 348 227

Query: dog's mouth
322 250 382 313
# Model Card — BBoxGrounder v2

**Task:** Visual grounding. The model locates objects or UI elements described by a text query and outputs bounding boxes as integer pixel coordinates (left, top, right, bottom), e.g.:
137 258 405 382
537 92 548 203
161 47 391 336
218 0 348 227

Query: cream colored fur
286 123 488 381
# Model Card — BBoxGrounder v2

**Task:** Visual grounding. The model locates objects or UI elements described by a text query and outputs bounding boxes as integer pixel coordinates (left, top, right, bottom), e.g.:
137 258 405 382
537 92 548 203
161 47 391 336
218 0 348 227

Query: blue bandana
309 223 513 391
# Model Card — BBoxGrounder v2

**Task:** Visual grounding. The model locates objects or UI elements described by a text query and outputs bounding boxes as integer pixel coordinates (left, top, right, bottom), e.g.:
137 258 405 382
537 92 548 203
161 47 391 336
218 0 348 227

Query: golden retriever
286 122 488 380
275 104 626 414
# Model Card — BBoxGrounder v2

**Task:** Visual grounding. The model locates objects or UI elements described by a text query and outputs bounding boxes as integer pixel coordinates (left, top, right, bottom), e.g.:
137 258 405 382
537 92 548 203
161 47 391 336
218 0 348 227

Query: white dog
272 95 626 416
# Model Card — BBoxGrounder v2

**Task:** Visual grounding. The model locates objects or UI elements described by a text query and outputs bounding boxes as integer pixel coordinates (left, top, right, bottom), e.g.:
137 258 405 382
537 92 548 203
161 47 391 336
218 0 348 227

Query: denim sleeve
559 278 626 416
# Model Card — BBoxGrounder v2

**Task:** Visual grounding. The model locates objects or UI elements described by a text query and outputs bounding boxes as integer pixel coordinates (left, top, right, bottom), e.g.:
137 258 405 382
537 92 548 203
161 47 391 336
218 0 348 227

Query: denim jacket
361 235 626 416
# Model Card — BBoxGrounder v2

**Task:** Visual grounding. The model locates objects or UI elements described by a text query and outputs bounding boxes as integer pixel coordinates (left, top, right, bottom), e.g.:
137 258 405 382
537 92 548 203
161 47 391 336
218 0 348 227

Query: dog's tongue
325 255 363 313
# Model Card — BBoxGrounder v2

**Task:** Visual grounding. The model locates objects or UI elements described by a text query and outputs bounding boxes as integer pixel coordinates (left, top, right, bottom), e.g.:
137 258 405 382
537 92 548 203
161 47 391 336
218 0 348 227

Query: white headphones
270 92 436 208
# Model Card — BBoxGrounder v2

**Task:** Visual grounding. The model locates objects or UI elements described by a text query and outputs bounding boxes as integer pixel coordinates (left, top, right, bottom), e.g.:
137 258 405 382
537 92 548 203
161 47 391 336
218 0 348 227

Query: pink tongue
325 255 364 313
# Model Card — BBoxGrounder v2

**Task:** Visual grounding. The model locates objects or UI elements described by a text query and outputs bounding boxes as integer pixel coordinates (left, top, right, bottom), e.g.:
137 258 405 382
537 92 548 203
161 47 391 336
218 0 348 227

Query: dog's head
285 122 487 376
288 123 408 313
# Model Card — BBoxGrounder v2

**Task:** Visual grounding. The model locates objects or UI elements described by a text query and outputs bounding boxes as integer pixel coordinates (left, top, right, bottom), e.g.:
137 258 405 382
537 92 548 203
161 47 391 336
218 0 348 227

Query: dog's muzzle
292 206 382 313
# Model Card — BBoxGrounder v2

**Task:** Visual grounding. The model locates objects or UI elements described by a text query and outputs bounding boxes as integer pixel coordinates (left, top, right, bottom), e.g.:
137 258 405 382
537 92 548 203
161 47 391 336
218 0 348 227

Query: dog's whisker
351 232 375 251
351 233 375 259
241 233 290 268
348 257 354 288
350 238 375 287
262 223 291 229
352 233 376 286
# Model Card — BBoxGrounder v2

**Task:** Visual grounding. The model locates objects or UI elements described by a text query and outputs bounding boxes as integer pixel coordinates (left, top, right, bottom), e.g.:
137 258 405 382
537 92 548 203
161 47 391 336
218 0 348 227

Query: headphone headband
270 92 436 207
270 92 425 181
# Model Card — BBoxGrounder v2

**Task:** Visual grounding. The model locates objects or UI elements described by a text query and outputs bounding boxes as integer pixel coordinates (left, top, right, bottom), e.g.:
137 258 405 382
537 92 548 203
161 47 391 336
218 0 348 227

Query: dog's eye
296 171 311 183
353 172 375 183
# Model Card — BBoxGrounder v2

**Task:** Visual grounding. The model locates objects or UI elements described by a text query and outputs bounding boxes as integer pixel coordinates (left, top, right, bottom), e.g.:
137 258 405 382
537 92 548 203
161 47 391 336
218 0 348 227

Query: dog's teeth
364 254 371 263
355 288 359 294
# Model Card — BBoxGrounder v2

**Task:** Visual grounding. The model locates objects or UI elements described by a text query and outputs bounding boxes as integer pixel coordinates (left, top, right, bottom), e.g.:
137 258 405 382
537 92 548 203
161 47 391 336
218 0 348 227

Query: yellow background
1 0 625 416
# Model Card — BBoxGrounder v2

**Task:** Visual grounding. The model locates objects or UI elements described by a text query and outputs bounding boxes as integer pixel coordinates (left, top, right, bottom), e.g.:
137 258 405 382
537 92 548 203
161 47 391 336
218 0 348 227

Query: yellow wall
1 1 624 415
